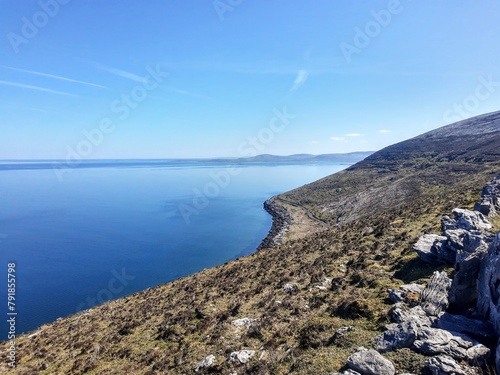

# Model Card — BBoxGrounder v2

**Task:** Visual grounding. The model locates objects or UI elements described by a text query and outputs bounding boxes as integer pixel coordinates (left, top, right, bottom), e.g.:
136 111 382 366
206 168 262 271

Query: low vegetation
3 111 500 374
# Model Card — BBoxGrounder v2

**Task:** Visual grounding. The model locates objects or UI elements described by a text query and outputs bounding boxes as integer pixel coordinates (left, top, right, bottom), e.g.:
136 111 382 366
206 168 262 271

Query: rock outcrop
408 174 500 373
375 276 489 366
413 209 494 266
477 234 500 335
228 350 255 364
474 176 500 216
424 355 477 375
336 175 500 375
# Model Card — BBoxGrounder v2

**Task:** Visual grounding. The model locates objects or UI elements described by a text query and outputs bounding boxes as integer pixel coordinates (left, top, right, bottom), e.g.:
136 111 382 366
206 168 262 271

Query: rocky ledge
333 174 500 374
258 197 292 249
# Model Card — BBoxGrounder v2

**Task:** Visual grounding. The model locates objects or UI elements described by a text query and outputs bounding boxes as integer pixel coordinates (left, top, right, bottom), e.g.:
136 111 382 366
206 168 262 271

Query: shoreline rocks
258 198 292 249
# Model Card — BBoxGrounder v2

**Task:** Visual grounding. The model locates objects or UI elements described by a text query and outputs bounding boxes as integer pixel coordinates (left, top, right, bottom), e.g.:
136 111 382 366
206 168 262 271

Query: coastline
257 196 292 250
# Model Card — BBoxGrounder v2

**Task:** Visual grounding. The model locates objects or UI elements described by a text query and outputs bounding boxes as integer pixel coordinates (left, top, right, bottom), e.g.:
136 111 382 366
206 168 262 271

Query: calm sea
0 160 346 339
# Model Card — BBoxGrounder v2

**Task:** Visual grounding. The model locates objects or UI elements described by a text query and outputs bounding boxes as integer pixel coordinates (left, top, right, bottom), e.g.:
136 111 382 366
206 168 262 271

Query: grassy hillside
3 111 500 374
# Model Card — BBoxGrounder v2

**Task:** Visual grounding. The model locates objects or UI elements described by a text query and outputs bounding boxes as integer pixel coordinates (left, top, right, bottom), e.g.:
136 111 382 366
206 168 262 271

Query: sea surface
0 160 347 339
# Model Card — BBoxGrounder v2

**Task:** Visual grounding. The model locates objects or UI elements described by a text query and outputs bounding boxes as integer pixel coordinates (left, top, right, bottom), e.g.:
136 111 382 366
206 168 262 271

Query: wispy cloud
379 129 392 133
330 136 345 141
2 66 106 88
95 63 147 83
345 133 364 137
290 69 309 93
164 87 210 99
0 80 78 96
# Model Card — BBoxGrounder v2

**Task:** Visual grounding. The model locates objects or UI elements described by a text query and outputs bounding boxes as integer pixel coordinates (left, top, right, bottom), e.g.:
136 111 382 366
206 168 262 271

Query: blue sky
1 0 500 159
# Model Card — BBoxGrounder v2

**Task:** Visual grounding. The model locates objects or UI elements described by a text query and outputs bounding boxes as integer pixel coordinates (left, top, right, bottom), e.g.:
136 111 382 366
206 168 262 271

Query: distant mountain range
0 152 374 171
232 152 374 163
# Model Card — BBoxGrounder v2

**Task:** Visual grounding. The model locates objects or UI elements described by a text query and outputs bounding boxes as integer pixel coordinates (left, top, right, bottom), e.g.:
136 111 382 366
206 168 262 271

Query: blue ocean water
0 161 346 339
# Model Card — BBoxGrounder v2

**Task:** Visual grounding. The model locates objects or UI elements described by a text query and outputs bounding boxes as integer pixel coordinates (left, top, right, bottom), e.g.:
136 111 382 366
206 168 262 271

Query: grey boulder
374 320 419 352
347 347 395 375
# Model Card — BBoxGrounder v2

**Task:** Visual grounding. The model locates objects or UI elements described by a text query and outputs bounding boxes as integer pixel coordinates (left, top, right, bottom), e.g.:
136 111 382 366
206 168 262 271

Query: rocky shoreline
257 197 292 250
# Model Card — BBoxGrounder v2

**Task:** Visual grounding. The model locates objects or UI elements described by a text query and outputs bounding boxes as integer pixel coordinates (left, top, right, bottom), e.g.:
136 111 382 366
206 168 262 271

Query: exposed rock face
436 313 495 342
424 355 477 375
477 234 500 335
375 320 420 352
389 303 433 325
449 243 489 307
228 350 255 364
413 327 489 364
231 318 258 328
336 176 500 375
420 271 452 316
450 208 492 231
376 278 490 365
346 347 395 375
412 234 449 264
195 354 216 372
414 208 494 266
474 176 500 216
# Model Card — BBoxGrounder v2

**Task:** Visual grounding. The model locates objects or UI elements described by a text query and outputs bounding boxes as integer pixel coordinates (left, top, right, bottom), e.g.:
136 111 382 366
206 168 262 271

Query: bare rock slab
347 347 395 375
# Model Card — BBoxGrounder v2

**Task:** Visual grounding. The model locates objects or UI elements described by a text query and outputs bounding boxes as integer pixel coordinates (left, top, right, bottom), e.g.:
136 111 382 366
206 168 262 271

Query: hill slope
3 111 500 374
280 110 500 226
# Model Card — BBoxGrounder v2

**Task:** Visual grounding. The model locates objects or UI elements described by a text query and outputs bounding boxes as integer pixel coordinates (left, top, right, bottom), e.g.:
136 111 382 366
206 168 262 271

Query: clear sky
1 0 500 159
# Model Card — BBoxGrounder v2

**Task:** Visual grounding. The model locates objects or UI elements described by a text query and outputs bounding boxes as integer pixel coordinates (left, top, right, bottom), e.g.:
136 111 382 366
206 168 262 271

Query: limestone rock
283 283 299 294
449 243 489 307
195 354 216 372
228 350 255 364
231 318 258 328
424 355 476 375
389 304 433 326
477 234 500 335
443 228 468 253
388 283 424 304
374 320 419 351
328 370 361 375
420 271 452 316
451 208 492 231
413 327 489 363
347 347 395 375
412 234 448 264
436 313 495 342
474 176 500 216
